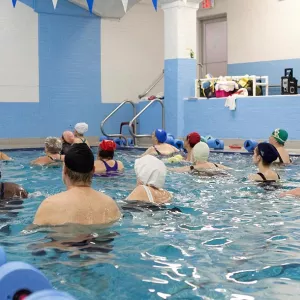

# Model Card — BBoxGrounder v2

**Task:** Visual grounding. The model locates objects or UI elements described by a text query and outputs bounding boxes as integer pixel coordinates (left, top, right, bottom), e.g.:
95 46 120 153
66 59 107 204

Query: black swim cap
65 143 94 173
257 142 279 164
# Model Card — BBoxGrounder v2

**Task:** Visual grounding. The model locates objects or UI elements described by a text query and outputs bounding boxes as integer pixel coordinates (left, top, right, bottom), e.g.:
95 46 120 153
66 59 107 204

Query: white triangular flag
121 0 128 12
52 0 58 9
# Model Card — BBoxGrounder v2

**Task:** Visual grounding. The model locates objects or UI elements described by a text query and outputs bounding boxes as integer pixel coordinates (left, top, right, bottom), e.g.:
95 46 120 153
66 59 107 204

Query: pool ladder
100 99 165 147
100 70 165 146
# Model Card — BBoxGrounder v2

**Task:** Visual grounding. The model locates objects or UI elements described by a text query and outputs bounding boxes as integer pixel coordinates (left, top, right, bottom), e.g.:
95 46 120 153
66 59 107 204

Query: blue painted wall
184 96 300 140
0 0 133 139
228 58 300 85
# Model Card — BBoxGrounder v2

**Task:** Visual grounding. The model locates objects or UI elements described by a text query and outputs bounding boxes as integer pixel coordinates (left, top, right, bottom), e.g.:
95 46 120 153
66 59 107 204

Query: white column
161 0 200 60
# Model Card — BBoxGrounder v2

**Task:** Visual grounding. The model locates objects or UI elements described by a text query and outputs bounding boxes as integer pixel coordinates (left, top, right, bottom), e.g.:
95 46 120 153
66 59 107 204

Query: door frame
197 15 227 79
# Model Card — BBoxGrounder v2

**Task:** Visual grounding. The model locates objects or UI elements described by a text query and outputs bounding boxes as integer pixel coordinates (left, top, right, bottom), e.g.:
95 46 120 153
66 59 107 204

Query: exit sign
201 0 214 9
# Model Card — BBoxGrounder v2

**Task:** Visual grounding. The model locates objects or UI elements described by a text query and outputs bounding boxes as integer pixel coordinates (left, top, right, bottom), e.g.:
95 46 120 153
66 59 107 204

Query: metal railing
128 99 165 140
138 70 164 99
100 100 136 146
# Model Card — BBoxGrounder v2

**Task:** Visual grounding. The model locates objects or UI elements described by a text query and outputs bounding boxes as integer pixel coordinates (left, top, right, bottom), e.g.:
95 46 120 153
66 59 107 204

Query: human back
34 143 121 226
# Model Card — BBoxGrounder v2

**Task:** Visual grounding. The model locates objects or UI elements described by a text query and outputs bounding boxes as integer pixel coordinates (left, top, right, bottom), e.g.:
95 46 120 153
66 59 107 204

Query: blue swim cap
155 129 167 143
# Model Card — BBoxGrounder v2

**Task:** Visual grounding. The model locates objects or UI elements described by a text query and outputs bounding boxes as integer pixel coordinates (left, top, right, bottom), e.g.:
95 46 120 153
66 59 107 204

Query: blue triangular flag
152 0 158 11
86 0 94 13
12 0 17 7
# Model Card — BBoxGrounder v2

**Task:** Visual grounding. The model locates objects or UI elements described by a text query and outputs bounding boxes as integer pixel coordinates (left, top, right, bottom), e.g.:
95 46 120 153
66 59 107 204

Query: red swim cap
99 140 116 151
187 132 201 147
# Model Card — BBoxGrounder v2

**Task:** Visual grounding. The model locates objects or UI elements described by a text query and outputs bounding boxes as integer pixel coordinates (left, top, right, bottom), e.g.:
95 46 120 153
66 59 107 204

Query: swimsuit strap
101 160 118 172
79 137 86 143
0 182 4 199
48 155 61 162
213 163 219 168
153 146 162 156
142 185 154 203
278 153 284 164
277 173 281 179
257 172 267 181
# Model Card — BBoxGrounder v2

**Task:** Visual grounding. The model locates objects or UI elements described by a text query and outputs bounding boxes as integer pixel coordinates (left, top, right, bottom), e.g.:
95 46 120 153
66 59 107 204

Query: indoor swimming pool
1 149 300 299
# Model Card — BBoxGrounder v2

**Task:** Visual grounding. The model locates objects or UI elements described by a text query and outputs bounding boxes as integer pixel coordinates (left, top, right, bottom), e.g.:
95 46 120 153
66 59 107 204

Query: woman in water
184 132 201 162
142 129 179 157
249 142 280 182
126 155 172 204
74 122 90 147
31 137 63 166
269 128 291 164
61 131 75 155
0 171 27 200
170 141 229 173
94 140 124 176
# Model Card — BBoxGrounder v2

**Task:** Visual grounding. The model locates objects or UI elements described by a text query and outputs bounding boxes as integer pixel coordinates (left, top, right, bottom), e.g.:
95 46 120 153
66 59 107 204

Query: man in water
34 144 121 225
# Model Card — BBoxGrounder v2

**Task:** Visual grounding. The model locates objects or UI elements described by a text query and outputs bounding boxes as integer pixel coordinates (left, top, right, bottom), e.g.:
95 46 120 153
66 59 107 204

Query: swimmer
94 140 124 176
142 129 179 157
269 128 291 164
61 131 75 155
0 171 27 200
170 141 229 173
249 142 280 182
184 132 201 162
0 152 11 161
0 182 28 200
126 155 172 204
74 122 90 147
31 137 64 166
34 143 121 226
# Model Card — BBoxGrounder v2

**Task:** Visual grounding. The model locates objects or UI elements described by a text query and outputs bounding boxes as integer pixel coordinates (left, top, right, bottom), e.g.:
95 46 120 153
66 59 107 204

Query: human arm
168 166 191 173
141 147 155 157
0 152 12 161
280 188 300 197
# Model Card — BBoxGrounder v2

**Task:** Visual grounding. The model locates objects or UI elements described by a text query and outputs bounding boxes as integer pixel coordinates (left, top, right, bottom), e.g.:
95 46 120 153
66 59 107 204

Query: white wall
0 1 39 102
228 0 300 64
101 1 164 103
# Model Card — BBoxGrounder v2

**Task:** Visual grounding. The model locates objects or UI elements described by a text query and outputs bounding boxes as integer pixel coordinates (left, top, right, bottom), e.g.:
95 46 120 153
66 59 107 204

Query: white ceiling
68 0 144 19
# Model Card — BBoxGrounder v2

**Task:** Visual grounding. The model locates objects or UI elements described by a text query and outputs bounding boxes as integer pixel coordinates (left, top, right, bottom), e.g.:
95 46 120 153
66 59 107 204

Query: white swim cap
192 142 210 163
135 155 167 189
75 122 88 134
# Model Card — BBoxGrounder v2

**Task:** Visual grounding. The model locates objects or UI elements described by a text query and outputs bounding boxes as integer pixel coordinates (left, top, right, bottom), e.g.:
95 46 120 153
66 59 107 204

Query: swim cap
187 132 201 147
272 128 288 145
75 122 88 134
65 144 94 173
135 155 167 189
257 142 279 164
192 142 209 163
155 129 167 143
62 131 75 144
99 140 116 151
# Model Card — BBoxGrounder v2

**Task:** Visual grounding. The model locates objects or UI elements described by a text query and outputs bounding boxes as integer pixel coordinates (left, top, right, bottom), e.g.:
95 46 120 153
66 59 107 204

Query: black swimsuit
153 146 162 156
278 153 292 164
257 172 280 182
48 155 62 163
0 182 5 199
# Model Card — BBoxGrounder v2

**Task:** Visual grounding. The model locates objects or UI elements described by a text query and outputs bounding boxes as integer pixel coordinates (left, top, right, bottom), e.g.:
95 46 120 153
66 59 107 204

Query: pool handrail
138 70 164 99
128 99 165 139
100 100 137 146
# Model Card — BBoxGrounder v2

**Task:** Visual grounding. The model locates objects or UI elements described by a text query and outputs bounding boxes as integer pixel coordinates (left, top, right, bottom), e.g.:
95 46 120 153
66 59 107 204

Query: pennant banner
152 0 158 11
121 0 128 12
52 0 58 9
12 0 17 8
86 0 94 13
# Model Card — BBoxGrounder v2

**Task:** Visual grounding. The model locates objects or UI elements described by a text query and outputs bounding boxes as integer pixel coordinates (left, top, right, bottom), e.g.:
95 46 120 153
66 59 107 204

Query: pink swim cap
62 131 75 144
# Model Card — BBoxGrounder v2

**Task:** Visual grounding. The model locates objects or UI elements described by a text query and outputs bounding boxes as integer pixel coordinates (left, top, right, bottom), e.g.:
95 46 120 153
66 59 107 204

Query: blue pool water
1 149 300 299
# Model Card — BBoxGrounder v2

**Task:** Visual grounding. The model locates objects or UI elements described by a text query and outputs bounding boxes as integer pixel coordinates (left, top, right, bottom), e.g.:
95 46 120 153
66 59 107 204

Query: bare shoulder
31 157 49 166
127 186 147 201
142 147 155 157
117 160 124 170
248 174 262 181
33 192 68 225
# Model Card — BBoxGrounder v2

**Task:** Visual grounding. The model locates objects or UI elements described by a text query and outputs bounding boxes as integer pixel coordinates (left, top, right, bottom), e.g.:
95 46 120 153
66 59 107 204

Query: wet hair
255 147 271 166
45 137 62 154
98 150 114 160
65 166 93 185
